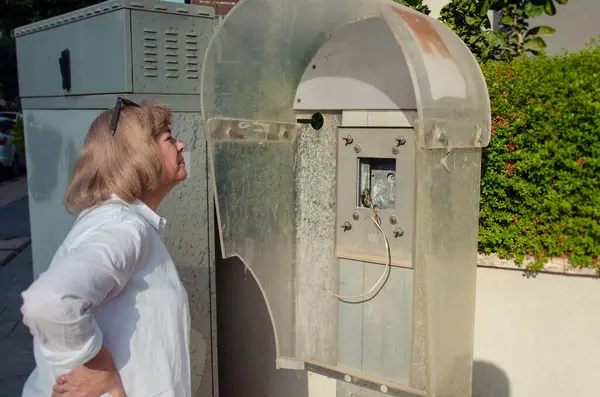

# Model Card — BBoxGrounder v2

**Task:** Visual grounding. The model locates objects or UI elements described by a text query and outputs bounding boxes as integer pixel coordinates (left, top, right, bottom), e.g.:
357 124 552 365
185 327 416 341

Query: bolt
392 147 399 155
396 137 407 146
343 135 354 145
352 212 360 221
389 216 397 225
341 222 352 231
354 145 361 153
393 227 404 237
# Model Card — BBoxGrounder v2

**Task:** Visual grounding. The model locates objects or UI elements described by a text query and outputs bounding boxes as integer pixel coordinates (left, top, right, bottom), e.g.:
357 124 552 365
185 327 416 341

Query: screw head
389 216 397 225
341 221 353 231
392 147 399 155
393 227 404 237
352 212 360 221
354 145 361 153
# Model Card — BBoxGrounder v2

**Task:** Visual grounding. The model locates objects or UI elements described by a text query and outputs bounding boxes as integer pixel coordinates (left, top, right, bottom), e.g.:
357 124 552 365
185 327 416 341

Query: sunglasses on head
108 96 140 136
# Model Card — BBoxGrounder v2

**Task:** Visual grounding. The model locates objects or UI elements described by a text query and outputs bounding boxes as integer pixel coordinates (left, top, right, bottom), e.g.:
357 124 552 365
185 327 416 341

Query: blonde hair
64 101 172 213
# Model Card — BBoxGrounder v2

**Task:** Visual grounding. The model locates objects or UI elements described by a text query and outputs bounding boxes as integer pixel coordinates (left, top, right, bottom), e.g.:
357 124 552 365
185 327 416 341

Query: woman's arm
21 220 148 370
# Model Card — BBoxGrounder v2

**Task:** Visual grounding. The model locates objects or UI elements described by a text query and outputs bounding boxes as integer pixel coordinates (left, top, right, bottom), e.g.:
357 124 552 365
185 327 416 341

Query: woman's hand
51 346 126 397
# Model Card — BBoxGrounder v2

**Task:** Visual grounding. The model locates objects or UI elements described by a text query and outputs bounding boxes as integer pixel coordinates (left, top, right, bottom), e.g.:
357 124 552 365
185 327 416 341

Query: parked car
0 115 25 177
0 111 20 122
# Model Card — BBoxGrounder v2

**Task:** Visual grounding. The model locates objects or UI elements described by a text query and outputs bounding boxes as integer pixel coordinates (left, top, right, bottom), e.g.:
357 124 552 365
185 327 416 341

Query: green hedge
479 44 600 271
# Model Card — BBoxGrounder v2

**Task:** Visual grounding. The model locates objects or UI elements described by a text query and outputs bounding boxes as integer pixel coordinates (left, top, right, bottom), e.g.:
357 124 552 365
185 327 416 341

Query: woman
20 97 191 397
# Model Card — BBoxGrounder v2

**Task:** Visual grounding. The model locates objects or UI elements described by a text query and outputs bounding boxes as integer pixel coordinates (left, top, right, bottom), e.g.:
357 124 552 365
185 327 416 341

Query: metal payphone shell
336 127 415 268
202 0 492 396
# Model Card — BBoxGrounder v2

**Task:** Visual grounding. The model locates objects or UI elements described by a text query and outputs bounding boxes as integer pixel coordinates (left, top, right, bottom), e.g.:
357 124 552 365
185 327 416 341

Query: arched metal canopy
200 0 490 373
201 0 491 149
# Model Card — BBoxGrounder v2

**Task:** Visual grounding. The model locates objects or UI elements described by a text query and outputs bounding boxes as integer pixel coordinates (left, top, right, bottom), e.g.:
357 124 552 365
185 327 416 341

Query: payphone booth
201 0 491 396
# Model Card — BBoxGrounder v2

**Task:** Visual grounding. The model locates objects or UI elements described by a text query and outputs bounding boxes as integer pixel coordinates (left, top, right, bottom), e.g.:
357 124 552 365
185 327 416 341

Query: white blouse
20 197 191 397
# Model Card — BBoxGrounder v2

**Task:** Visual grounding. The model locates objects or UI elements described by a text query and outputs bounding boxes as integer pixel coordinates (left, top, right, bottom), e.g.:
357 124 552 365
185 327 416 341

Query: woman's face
155 129 187 186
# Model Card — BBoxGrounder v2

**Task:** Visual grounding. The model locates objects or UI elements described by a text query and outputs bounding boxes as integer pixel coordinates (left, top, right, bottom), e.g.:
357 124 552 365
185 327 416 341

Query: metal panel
411 148 482 396
16 8 130 97
338 260 413 385
294 115 340 363
293 17 416 111
305 360 426 397
131 9 213 95
336 128 415 268
342 111 417 128
337 259 365 370
23 109 103 278
15 0 215 99
158 112 214 397
361 265 413 384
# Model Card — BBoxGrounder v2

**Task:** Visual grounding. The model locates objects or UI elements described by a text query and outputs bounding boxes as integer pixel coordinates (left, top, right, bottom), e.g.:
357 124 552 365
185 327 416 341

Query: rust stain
390 6 450 58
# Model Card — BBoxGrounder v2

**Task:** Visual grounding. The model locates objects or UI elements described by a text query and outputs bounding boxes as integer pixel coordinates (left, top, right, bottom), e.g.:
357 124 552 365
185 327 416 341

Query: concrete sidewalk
0 178 31 268
0 176 33 395
0 245 34 396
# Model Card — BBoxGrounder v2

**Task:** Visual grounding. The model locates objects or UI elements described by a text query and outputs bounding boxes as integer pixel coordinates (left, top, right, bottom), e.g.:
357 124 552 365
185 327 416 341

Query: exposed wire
326 215 391 302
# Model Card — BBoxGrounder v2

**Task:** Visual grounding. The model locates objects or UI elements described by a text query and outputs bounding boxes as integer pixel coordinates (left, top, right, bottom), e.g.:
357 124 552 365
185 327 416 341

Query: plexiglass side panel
201 0 380 123
206 118 298 359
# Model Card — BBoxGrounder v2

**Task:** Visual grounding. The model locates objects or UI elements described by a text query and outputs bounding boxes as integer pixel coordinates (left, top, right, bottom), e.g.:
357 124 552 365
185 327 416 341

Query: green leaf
524 37 547 51
555 0 568 4
501 14 515 26
526 25 557 38
544 0 557 15
525 2 544 17
479 0 493 16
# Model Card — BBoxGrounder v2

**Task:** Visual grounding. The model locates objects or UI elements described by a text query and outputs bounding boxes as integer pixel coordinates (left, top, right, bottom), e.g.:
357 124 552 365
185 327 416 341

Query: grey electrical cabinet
16 0 214 98
14 2 217 397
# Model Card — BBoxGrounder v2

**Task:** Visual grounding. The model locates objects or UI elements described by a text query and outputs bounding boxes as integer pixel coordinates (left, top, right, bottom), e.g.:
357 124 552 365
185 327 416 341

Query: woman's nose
177 140 186 152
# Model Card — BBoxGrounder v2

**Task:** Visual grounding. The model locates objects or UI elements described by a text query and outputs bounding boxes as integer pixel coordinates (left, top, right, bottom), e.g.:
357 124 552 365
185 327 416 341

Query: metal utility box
16 0 213 98
14 2 217 397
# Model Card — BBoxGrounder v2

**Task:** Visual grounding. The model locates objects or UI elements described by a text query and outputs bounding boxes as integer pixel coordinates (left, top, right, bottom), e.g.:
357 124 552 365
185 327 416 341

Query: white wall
473 267 600 397
423 0 450 18
532 0 600 54
424 0 600 54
